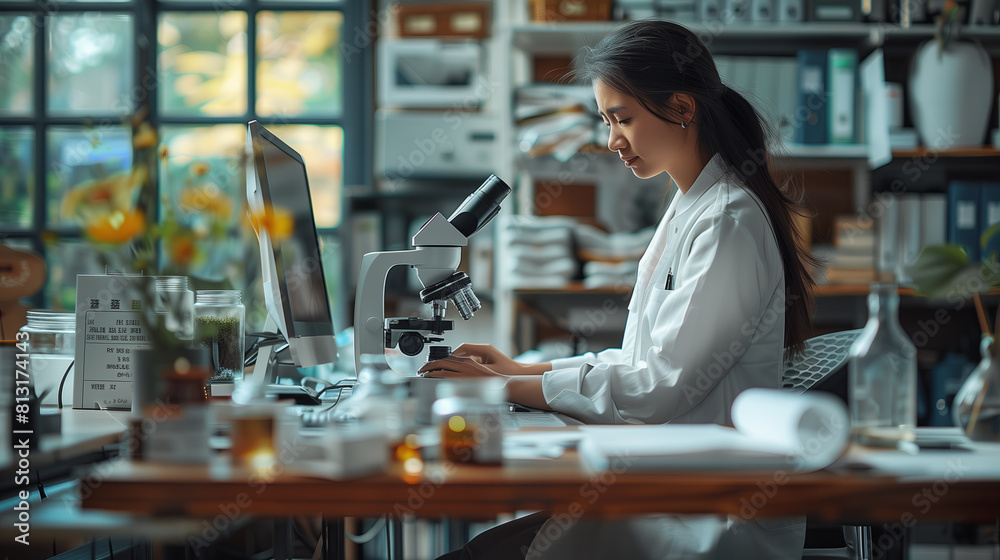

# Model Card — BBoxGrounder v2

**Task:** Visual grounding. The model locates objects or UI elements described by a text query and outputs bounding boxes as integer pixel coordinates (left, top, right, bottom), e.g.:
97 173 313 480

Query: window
0 1 368 327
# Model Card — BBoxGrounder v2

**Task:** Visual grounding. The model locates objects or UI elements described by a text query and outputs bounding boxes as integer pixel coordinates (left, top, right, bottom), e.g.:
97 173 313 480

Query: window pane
267 125 342 228
43 238 106 311
47 13 133 115
0 15 33 115
159 124 248 284
159 12 247 117
0 127 33 228
256 11 342 118
47 126 133 227
317 230 343 328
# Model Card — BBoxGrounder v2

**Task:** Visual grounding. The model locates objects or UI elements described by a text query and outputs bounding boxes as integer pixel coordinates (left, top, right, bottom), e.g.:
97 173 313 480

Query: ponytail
710 87 816 356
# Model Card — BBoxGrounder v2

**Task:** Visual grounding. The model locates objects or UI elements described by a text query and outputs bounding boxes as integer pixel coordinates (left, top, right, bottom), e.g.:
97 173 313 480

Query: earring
680 121 688 129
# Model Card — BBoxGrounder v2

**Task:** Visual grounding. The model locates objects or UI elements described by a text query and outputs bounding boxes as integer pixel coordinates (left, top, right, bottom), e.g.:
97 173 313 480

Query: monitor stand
249 315 323 406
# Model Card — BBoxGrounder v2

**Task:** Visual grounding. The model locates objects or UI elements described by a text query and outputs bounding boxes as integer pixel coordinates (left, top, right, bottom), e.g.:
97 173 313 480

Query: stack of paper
515 86 600 162
574 224 653 289
500 215 578 289
815 215 877 285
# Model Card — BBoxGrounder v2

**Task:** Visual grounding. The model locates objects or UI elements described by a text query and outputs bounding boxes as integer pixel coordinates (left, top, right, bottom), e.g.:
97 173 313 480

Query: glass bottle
848 283 918 440
433 378 505 465
155 276 194 340
194 290 245 385
19 310 76 407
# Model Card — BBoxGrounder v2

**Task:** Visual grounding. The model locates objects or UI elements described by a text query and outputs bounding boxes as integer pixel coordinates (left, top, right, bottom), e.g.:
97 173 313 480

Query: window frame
0 0 370 317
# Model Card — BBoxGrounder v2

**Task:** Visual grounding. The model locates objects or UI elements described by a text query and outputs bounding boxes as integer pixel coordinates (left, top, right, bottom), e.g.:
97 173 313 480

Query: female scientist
422 19 816 560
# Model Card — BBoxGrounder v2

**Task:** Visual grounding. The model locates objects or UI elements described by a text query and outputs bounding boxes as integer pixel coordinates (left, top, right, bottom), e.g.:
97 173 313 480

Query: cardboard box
529 0 612 21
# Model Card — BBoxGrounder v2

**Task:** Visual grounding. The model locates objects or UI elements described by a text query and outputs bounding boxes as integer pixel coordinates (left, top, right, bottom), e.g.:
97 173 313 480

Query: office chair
782 329 863 394
782 329 871 560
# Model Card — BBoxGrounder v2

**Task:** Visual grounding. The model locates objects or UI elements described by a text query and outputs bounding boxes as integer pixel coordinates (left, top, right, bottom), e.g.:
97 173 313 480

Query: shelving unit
487 1 1000 357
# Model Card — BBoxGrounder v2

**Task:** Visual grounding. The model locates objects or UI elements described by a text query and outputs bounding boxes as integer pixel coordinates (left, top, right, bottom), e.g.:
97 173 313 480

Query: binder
980 182 1000 261
876 192 899 276
921 193 947 249
774 58 799 140
827 48 858 144
751 57 782 123
947 181 981 263
795 49 828 145
897 194 923 283
730 56 757 97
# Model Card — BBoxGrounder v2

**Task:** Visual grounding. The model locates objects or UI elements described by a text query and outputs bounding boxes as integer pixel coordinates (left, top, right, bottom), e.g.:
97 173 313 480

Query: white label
958 201 977 230
801 67 822 94
80 310 152 409
987 201 1000 226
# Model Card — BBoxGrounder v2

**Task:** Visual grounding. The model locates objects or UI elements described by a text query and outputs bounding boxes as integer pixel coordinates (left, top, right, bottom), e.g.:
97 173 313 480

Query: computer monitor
246 120 338 384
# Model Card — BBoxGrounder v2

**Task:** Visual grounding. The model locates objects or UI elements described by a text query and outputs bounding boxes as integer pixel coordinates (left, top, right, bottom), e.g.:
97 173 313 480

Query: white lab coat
532 155 806 559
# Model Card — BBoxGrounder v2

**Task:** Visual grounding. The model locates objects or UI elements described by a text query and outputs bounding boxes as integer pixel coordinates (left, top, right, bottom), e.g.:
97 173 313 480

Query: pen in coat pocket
665 267 673 290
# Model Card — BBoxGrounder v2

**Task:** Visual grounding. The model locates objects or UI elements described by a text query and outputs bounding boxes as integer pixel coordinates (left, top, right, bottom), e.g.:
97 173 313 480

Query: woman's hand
419 356 552 410
418 344 550 376
418 354 508 379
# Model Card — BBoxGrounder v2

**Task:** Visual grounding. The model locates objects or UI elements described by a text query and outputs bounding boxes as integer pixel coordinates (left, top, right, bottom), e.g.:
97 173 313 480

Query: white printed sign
74 275 154 410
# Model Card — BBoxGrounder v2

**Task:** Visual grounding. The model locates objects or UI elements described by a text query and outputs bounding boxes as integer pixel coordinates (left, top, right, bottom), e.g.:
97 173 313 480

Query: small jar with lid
19 310 76 407
155 276 194 340
432 378 505 465
194 290 245 384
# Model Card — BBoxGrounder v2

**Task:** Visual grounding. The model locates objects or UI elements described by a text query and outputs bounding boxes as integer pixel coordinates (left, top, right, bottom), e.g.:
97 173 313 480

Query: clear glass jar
433 378 505 465
155 276 194 340
848 283 917 440
194 290 245 384
19 310 76 407
952 336 1000 442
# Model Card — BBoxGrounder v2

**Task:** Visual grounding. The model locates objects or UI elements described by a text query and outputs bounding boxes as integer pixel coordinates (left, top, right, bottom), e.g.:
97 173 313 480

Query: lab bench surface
79 440 1000 525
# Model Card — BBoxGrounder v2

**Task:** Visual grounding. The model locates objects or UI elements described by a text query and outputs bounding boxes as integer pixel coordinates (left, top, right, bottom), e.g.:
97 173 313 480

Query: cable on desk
35 470 46 500
56 359 74 409
243 332 288 368
346 516 386 544
317 378 356 412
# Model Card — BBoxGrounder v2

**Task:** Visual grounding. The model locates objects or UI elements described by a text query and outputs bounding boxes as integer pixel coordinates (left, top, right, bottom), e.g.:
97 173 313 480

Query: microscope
354 175 511 373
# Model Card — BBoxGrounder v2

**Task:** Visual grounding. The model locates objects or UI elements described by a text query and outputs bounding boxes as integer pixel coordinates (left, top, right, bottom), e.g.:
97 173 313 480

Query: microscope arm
354 246 462 372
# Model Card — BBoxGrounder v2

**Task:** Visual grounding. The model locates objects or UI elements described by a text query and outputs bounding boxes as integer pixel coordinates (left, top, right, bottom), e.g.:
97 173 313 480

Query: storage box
395 1 491 38
529 0 612 21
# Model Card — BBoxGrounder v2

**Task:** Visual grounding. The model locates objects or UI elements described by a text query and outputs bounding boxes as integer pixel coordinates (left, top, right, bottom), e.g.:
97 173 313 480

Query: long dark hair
577 20 814 355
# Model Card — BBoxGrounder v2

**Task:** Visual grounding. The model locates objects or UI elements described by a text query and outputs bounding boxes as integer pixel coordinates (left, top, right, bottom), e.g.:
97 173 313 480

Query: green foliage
907 244 1000 300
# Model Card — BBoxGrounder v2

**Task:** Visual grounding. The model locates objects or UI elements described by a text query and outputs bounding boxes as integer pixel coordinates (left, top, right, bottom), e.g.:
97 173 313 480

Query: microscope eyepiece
448 174 511 238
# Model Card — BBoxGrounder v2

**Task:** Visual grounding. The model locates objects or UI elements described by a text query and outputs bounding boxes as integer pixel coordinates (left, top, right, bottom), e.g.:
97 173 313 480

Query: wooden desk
80 443 1000 525
0 408 129 472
